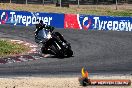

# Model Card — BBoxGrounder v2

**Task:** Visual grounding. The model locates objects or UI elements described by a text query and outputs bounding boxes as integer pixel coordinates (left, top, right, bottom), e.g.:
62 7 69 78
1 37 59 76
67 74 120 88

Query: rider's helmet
35 19 40 28
36 19 39 22
40 20 46 28
40 20 43 24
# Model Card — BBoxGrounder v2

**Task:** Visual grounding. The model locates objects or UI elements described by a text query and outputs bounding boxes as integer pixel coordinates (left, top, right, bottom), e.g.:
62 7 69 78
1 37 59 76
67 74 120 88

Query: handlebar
45 25 54 32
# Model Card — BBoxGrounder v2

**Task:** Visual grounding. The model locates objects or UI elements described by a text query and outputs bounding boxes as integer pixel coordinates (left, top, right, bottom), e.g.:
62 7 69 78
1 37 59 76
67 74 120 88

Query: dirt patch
0 75 131 88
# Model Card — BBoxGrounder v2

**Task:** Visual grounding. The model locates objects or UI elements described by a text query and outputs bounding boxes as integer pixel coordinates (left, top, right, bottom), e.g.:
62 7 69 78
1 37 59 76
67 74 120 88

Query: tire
56 50 64 58
66 49 73 57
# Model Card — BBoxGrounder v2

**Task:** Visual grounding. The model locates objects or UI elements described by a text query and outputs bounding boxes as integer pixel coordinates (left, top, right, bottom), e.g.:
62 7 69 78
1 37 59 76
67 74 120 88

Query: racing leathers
35 21 52 53
34 20 69 54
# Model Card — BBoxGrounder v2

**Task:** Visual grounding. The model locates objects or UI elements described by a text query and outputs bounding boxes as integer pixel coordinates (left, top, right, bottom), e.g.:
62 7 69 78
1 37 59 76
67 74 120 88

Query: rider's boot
41 44 48 54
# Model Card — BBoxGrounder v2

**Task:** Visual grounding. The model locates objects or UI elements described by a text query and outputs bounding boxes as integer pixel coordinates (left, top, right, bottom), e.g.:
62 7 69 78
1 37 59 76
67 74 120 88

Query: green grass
0 40 30 58
0 3 132 16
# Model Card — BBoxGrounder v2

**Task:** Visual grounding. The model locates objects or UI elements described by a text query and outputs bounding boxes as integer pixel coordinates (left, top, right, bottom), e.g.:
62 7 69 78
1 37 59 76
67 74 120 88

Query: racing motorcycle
35 26 73 58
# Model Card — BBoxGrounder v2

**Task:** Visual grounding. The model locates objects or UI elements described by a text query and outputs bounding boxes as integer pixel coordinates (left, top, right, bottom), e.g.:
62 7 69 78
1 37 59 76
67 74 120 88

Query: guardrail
1 0 132 4
0 10 132 31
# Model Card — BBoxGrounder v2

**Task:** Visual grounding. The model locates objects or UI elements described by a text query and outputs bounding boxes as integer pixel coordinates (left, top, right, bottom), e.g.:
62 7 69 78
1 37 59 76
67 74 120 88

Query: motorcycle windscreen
37 29 49 39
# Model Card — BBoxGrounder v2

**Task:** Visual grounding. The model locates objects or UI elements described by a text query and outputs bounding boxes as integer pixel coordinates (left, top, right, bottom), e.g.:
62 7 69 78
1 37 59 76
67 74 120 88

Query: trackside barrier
0 10 64 28
64 14 132 31
0 10 132 31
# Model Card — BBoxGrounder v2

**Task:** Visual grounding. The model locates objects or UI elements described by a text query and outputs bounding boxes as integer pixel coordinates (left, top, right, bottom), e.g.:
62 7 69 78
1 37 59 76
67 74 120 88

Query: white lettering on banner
94 17 132 31
8 12 52 26
119 21 125 31
22 16 26 25
10 12 15 23
113 21 118 31
94 17 98 28
128 22 132 31
0 12 8 24
103 21 107 29
1 12 6 20
27 16 31 26
43 17 52 25
32 16 37 25
107 21 112 30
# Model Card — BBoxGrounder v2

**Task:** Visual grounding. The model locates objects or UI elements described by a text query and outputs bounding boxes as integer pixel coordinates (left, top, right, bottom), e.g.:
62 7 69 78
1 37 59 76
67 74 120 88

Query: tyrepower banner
0 10 132 31
0 10 64 28
64 14 132 31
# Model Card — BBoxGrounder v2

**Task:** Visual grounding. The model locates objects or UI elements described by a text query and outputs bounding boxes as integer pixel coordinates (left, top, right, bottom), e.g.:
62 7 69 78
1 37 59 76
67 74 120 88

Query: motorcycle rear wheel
65 49 73 57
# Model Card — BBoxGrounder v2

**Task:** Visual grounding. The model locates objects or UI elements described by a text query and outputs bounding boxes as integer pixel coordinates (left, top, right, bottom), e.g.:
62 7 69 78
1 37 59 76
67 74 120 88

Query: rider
35 19 69 53
35 19 53 53
35 19 46 37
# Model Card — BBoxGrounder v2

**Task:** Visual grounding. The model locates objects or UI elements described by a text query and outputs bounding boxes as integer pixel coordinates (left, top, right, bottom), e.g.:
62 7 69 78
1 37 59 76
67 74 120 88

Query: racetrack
0 24 132 76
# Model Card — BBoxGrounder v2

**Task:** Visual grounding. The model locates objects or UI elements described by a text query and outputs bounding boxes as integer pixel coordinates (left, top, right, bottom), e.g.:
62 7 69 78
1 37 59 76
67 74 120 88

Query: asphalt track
0 24 132 76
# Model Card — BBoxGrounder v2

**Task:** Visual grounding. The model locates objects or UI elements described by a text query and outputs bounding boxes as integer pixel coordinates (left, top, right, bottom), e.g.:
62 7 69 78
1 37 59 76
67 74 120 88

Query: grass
0 40 30 58
0 3 132 16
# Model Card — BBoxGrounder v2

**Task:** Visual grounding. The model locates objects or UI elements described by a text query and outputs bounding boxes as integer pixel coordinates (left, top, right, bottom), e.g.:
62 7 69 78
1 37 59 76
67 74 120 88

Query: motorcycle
35 26 73 58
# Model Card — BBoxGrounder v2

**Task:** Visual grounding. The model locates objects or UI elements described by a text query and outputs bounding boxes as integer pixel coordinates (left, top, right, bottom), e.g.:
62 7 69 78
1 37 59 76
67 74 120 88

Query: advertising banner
64 14 132 31
0 10 132 31
0 10 64 28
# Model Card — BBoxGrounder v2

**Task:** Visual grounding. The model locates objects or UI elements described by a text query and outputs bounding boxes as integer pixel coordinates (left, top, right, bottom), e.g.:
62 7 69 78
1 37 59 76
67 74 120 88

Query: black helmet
36 19 39 22
40 20 43 24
